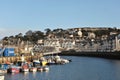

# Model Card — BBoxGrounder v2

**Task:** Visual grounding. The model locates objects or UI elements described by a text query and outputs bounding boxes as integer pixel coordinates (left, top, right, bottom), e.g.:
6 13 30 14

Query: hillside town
0 27 120 56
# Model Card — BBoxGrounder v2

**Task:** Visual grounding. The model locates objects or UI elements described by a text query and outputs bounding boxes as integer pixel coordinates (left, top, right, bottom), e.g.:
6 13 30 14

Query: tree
52 28 64 38
25 30 33 36
44 28 51 35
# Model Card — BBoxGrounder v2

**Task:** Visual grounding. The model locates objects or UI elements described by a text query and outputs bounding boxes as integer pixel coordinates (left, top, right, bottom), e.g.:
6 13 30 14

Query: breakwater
0 55 42 64
59 51 120 60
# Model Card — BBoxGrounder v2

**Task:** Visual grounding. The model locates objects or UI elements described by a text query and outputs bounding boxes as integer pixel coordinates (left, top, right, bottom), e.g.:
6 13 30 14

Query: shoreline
58 51 120 60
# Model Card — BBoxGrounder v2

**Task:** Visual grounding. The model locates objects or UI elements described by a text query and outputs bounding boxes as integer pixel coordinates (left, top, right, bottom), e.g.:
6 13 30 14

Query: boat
8 66 20 73
43 66 49 71
47 58 56 65
37 66 49 72
37 67 43 72
0 74 4 80
54 55 70 64
47 61 56 65
29 67 37 72
33 60 40 67
21 67 29 72
21 63 29 72
0 63 11 73
0 69 7 74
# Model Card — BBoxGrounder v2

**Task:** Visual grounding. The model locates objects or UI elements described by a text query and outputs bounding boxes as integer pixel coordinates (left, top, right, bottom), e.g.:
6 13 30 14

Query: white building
115 34 120 51
88 32 96 39
78 29 82 38
44 39 76 51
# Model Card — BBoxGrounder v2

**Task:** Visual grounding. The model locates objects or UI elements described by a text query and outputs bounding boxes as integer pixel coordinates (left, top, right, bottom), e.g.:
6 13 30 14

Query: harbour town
1 0 120 79
0 27 120 80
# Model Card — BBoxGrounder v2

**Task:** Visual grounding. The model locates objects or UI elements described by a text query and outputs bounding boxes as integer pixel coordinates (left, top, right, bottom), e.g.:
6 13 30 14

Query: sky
0 0 120 39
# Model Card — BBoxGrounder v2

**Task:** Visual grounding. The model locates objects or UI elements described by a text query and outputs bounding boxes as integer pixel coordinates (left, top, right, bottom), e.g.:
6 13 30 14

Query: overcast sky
0 0 120 39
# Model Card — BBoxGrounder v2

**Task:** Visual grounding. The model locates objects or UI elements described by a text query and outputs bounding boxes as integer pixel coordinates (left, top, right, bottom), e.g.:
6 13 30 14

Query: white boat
43 66 49 71
0 69 7 74
0 74 4 80
33 60 40 67
54 55 70 64
22 68 29 72
29 67 37 72
37 67 43 72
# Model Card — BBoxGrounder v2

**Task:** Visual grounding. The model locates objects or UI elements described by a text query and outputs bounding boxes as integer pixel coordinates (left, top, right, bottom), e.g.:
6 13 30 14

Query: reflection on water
4 56 120 80
23 72 29 76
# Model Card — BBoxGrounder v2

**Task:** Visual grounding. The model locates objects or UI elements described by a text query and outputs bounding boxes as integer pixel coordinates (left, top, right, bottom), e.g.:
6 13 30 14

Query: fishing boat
43 66 49 71
0 63 11 73
22 67 29 72
54 55 71 64
0 74 4 80
21 63 29 72
8 66 20 73
33 60 40 67
29 67 37 72
37 67 43 72
47 58 56 65
0 69 7 74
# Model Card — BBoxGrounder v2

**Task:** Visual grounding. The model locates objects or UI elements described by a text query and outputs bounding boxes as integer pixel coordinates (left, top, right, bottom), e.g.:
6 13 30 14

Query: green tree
44 28 51 36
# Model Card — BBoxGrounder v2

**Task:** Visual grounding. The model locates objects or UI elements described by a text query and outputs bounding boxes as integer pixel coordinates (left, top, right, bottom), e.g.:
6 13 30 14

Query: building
115 34 120 51
88 32 96 39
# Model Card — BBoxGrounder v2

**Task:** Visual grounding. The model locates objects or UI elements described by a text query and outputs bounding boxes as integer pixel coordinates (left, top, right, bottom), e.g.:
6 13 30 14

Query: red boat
21 64 29 72
8 66 20 73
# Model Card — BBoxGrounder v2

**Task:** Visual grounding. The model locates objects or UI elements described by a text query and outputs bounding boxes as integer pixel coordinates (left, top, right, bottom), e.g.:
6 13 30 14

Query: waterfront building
77 29 82 37
115 34 120 51
88 32 96 39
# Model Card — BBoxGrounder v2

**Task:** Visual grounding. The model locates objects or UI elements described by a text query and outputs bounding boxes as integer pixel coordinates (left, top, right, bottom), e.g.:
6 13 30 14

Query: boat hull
0 75 4 80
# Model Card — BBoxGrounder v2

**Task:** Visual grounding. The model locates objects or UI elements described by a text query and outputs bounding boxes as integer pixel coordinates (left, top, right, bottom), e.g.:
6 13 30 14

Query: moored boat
8 66 20 73
0 69 7 74
33 60 40 67
21 63 29 72
29 67 37 72
0 74 4 80
37 67 43 72
22 67 29 72
43 66 49 71
54 55 71 64
0 63 11 73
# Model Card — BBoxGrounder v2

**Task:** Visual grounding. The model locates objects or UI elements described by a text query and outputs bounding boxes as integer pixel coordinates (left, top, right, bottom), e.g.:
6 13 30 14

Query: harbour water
4 56 120 80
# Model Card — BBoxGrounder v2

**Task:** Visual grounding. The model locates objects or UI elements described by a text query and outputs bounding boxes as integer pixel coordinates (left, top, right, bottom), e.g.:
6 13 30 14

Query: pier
59 51 120 60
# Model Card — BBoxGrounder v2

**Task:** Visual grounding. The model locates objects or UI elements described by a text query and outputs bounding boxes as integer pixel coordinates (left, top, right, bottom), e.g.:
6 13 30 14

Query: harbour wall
59 51 120 60
0 55 42 64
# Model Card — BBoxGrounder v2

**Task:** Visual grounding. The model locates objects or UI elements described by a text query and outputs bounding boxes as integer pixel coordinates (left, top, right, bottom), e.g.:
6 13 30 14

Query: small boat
22 68 29 72
33 60 40 67
8 66 20 73
37 67 43 72
43 66 49 71
0 74 4 80
0 63 10 73
29 67 37 72
41 61 48 66
0 69 7 74
47 58 56 65
60 59 70 64
21 64 29 72
54 55 71 64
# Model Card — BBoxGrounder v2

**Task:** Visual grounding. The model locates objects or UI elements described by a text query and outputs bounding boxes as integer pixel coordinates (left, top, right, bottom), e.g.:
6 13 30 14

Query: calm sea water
4 56 120 80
